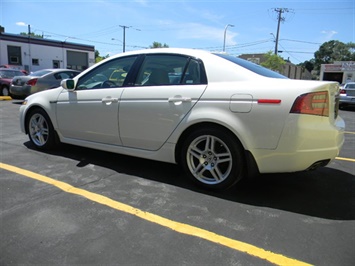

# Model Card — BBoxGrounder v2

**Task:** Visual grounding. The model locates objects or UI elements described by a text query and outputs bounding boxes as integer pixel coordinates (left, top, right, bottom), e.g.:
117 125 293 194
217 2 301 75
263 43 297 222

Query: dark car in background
10 69 80 99
339 82 355 108
0 68 26 96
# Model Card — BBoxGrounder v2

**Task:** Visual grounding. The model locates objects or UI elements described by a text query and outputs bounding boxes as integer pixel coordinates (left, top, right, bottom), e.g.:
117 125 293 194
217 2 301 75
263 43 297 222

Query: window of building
32 59 39 65
7 46 22 65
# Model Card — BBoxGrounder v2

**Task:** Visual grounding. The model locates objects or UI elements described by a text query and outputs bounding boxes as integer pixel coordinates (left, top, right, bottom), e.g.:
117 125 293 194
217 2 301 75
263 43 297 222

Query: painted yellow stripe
336 157 355 162
0 96 12 101
0 162 311 266
344 131 355 135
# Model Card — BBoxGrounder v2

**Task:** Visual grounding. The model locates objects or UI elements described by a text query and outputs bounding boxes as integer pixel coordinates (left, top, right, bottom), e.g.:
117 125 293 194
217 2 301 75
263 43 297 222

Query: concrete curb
0 96 12 101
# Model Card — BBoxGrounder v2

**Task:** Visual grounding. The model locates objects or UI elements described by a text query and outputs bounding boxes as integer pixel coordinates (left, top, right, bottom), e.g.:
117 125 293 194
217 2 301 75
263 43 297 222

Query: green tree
95 50 110 63
347 42 355 61
20 32 43 38
260 51 286 72
150 42 169 48
314 40 352 70
298 59 315 73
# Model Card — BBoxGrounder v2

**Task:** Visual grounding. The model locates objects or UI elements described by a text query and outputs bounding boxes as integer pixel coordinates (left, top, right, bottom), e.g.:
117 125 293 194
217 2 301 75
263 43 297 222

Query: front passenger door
56 56 138 145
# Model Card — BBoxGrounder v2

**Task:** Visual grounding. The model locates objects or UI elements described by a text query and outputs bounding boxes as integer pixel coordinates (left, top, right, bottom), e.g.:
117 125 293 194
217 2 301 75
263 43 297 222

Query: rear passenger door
118 54 207 150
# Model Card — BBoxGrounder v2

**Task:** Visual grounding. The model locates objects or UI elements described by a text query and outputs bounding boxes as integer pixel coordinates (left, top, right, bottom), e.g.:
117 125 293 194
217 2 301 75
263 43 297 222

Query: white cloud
321 30 338 40
16 22 27 27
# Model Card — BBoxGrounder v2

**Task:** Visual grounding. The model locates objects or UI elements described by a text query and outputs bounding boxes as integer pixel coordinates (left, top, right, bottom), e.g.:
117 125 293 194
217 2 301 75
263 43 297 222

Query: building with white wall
0 29 95 73
320 61 355 84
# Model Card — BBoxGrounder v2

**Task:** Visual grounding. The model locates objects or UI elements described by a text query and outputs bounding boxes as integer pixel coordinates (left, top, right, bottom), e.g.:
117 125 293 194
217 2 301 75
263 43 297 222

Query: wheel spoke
37 133 46 145
210 166 223 181
189 145 203 159
194 163 205 176
205 135 213 151
215 152 232 164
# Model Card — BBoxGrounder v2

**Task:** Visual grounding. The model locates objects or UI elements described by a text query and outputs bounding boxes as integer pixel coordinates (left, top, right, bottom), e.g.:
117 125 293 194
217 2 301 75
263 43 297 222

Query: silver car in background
339 82 355 108
10 69 80 99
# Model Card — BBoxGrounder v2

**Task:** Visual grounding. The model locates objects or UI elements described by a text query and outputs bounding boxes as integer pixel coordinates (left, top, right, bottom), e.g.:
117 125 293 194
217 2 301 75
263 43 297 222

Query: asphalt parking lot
1 98 354 266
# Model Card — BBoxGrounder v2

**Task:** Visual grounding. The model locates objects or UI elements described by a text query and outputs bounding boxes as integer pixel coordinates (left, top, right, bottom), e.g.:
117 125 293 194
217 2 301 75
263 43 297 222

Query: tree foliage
20 32 43 38
299 59 315 73
150 42 169 48
95 50 110 63
314 40 353 70
260 51 286 72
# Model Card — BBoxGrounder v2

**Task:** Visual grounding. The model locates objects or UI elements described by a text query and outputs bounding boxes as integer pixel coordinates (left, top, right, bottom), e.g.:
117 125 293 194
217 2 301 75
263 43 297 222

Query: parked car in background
0 64 28 75
19 48 345 191
0 68 26 96
10 69 80 99
339 82 355 108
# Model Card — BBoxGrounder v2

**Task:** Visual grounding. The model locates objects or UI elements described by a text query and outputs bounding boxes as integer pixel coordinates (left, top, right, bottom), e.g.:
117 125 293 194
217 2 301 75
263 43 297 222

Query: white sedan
19 48 345 190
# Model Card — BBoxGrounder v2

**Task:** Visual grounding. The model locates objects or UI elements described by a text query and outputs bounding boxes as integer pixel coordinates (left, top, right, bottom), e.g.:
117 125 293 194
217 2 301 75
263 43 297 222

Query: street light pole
223 24 234 52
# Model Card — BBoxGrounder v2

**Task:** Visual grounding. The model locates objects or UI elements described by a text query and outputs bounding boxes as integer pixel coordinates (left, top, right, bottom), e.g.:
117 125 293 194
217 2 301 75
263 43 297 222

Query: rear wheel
26 108 56 150
181 127 245 190
1 85 10 97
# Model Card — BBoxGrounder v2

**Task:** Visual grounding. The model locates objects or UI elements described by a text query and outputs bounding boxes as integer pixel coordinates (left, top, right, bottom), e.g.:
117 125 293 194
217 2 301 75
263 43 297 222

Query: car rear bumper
251 115 345 173
10 85 31 97
339 96 355 106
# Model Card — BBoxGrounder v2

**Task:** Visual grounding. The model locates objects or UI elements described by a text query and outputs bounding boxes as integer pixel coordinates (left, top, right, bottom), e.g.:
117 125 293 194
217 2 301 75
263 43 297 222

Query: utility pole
119 25 130 53
273 8 289 55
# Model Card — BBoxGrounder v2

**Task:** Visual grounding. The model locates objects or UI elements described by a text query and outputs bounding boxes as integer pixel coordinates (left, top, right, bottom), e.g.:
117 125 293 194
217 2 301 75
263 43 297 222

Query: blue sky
1 0 354 64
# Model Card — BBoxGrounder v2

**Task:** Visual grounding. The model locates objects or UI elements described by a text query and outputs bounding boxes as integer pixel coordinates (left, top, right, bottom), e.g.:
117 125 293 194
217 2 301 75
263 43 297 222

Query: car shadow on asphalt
24 141 355 221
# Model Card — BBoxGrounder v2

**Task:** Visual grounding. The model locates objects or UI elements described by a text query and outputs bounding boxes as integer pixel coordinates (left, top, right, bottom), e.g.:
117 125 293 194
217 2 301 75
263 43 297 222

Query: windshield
214 53 287 79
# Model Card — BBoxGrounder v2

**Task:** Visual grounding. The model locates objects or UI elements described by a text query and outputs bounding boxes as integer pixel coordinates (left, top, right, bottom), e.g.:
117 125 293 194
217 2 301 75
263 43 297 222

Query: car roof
111 48 214 59
89 48 267 82
34 68 80 72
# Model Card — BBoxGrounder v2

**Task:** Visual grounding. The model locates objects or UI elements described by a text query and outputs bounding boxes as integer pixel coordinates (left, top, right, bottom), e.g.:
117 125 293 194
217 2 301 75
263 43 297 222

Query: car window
30 70 52 77
135 55 203 86
214 53 288 79
76 56 137 90
54 72 78 80
0 70 25 78
346 83 355 89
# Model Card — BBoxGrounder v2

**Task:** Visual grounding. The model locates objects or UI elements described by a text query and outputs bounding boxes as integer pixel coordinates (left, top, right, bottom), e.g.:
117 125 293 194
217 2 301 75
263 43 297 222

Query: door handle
168 96 192 103
102 97 119 104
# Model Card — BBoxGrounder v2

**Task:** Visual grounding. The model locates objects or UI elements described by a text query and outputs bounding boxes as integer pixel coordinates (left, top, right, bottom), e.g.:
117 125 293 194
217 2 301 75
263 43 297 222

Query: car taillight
26 78 38 86
290 91 329 117
340 89 346 94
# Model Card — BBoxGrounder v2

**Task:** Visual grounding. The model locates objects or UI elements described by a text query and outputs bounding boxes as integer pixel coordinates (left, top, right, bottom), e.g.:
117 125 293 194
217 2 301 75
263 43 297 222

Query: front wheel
26 108 56 150
181 127 245 191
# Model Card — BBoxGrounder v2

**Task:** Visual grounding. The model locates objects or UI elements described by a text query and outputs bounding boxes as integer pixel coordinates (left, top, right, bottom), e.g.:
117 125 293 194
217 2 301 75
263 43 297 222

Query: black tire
1 85 10 97
26 108 56 150
180 126 245 191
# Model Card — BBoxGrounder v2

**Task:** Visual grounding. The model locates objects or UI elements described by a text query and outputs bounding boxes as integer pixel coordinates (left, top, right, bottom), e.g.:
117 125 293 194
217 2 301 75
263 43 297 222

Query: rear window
214 53 287 79
0 70 25 78
30 70 52 77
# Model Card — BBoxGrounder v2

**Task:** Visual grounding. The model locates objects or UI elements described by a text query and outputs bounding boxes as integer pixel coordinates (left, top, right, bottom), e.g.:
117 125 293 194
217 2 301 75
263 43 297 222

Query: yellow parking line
0 96 12 101
0 162 311 266
336 157 355 162
344 131 355 135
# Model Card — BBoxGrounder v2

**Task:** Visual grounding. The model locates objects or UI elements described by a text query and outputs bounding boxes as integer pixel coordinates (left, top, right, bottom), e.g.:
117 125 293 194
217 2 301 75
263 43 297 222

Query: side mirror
61 79 75 91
